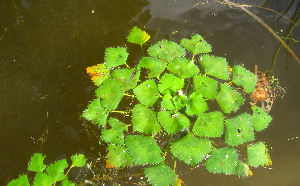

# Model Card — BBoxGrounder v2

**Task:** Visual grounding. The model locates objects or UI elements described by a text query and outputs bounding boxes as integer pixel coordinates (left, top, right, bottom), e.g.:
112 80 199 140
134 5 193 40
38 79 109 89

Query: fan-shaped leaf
33 172 54 186
133 79 160 107
225 113 255 146
148 40 185 62
46 159 68 182
138 57 167 78
104 47 129 68
247 142 272 167
125 135 164 165
144 163 177 186
193 111 224 138
215 83 244 114
127 26 150 46
232 65 257 93
199 54 230 80
186 92 208 116
101 117 128 145
106 144 133 168
158 73 184 94
180 34 212 55
86 64 110 86
71 154 86 168
167 57 199 79
205 147 238 175
170 134 212 166
235 160 251 177
28 153 46 172
112 68 140 91
251 106 272 132
193 75 218 99
82 98 109 126
157 111 190 134
7 175 29 186
132 104 161 134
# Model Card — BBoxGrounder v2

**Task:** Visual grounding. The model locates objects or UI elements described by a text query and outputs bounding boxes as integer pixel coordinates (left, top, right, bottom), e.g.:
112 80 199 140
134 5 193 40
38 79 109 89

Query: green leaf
95 78 124 110
82 98 109 126
215 83 244 114
112 68 140 91
127 26 150 46
106 144 133 168
132 104 161 134
186 92 208 116
86 64 110 86
225 113 255 146
232 65 257 93
33 172 55 186
252 106 272 132
144 163 177 186
180 34 212 55
71 154 86 167
157 111 190 134
161 93 176 110
172 94 187 110
138 57 168 78
235 160 250 177
61 180 76 186
133 79 160 107
170 134 212 166
167 57 200 79
46 159 68 182
28 153 46 172
7 175 29 186
205 147 238 175
148 40 185 62
199 54 230 80
104 47 129 68
247 142 272 167
101 117 128 145
193 75 218 99
158 73 184 94
193 111 224 138
125 135 164 165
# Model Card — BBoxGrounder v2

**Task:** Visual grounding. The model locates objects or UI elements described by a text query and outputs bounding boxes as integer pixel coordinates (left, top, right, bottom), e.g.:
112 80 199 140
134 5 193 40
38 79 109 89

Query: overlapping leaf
82 98 109 126
112 68 140 91
232 65 257 93
46 159 68 182
167 57 200 79
133 79 160 107
106 144 133 168
170 134 212 166
157 111 190 134
101 117 128 145
138 57 167 78
144 163 177 186
86 64 110 86
180 34 212 55
251 106 272 132
104 47 129 68
125 135 164 165
193 75 218 99
172 94 187 110
127 26 150 46
28 153 46 173
247 142 272 167
199 54 230 80
148 40 185 62
33 172 55 186
161 93 177 110
186 92 208 115
235 160 251 177
71 154 86 168
158 73 184 94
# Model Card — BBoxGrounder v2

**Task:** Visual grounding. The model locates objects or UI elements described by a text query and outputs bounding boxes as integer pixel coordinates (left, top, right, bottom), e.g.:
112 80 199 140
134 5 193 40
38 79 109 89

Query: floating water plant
82 26 274 185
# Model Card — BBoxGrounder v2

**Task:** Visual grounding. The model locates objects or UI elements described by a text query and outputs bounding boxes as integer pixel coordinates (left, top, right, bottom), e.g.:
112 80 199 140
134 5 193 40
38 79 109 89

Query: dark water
1 0 300 185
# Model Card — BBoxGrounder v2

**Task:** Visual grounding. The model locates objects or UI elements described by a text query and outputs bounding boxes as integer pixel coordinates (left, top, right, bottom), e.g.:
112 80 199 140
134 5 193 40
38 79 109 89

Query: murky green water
1 0 299 185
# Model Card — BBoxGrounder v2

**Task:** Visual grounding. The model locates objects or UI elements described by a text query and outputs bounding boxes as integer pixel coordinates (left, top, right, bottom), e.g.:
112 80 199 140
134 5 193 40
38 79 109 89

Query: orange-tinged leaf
86 64 110 86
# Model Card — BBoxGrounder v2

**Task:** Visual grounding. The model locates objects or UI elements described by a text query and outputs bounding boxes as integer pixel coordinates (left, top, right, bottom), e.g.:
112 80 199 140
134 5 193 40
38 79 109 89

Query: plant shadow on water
2 0 300 185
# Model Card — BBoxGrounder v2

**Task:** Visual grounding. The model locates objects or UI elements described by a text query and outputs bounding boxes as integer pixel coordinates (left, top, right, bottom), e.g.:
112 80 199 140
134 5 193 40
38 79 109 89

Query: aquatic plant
82 26 273 185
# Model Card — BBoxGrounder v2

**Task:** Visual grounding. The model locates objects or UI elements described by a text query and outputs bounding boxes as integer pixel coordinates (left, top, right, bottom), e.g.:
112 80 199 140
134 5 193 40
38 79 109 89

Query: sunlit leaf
46 159 68 182
133 79 160 107
158 73 184 94
132 104 161 134
161 93 177 110
127 26 150 46
173 94 187 110
235 160 250 178
193 111 224 138
170 134 212 166
186 92 208 116
144 163 177 186
7 175 29 186
82 98 109 126
61 180 76 186
104 47 129 68
86 64 110 86
157 111 190 134
215 83 244 114
148 40 185 62
138 57 167 78
205 147 238 175
247 142 272 167
225 113 255 146
33 172 54 186
193 75 218 99
95 78 124 110
167 57 200 79
125 135 164 165
180 34 212 55
112 68 140 91
251 106 272 132
28 153 46 172
101 117 128 145
106 144 133 168
71 154 86 168
232 65 257 93
199 54 230 80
